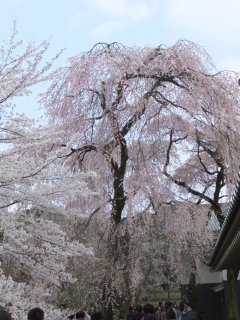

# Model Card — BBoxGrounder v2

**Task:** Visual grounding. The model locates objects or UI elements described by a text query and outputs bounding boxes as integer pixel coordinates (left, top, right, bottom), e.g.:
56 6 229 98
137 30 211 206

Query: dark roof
209 174 240 270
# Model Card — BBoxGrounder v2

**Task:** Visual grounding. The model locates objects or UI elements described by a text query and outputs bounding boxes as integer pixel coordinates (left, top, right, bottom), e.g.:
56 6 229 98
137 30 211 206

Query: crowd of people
0 302 201 320
0 307 45 320
67 309 102 320
126 301 202 320
0 306 102 320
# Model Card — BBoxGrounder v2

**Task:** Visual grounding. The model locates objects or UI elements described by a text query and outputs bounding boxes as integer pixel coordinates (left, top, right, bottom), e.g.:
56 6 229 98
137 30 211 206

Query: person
172 304 178 320
166 302 176 320
76 311 85 319
141 303 156 320
176 305 182 320
91 312 102 320
0 309 12 320
28 308 44 320
160 304 167 320
126 306 136 320
76 310 91 320
154 303 161 320
83 309 91 320
182 303 192 315
136 305 144 320
182 311 202 320
177 302 184 320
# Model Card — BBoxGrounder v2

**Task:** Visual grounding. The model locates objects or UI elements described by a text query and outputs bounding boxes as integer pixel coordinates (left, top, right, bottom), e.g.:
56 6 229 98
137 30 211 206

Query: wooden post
226 269 240 320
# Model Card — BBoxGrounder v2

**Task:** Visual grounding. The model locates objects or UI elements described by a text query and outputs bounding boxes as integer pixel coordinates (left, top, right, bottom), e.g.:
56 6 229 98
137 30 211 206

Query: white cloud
84 0 153 20
84 0 129 17
163 0 240 70
71 0 156 40
132 2 152 22
166 0 240 38
90 21 122 40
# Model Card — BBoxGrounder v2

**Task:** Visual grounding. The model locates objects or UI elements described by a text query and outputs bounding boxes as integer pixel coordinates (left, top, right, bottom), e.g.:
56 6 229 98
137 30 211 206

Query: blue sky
1 0 240 118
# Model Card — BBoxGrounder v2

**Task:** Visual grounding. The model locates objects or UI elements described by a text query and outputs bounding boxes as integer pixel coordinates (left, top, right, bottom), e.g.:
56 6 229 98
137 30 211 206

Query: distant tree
0 23 95 318
42 41 240 319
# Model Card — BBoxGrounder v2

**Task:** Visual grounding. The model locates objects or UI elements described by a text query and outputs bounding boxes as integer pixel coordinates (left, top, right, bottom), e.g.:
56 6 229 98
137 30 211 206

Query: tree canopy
41 41 240 318
0 24 239 318
43 41 240 222
0 25 95 319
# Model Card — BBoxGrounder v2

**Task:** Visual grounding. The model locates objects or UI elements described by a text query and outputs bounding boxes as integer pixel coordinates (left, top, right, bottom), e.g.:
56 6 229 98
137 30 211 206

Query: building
209 175 240 320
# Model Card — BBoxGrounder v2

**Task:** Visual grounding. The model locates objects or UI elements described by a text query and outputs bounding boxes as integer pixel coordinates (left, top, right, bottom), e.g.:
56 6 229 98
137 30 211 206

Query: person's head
137 305 142 313
179 302 184 312
168 302 173 309
184 302 189 309
128 306 133 312
28 308 44 320
91 312 102 320
0 309 12 320
75 311 85 319
143 303 155 314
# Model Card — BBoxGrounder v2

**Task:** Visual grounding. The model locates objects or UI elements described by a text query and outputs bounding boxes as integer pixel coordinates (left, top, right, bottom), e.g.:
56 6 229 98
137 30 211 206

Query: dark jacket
136 312 144 320
182 311 202 320
142 314 157 320
167 309 176 319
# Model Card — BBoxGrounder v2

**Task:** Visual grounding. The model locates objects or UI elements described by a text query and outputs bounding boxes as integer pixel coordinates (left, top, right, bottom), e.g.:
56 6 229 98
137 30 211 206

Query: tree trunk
188 271 198 310
101 223 131 320
186 258 198 310
226 269 240 320
102 303 114 320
